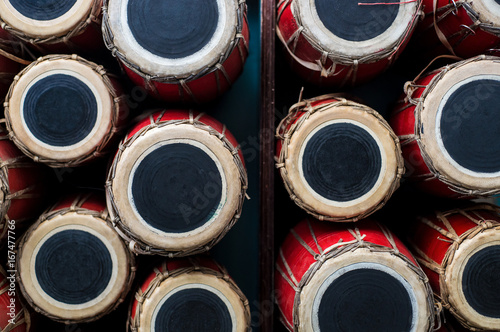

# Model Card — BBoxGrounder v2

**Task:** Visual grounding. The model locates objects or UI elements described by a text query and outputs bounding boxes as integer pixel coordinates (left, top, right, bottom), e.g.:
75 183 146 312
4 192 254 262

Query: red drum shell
103 1 249 103
0 266 31 332
276 94 404 222
106 110 247 256
129 256 251 332
408 204 500 330
391 55 500 197
0 128 46 242
276 218 434 331
277 0 422 86
416 0 500 58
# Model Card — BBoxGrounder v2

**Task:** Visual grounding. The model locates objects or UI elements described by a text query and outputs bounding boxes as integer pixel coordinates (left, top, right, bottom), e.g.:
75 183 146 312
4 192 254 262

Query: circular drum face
294 0 418 57
299 250 429 332
17 213 132 322
419 59 500 191
280 101 402 221
0 0 94 38
445 230 500 328
105 0 238 77
109 116 244 255
5 56 118 165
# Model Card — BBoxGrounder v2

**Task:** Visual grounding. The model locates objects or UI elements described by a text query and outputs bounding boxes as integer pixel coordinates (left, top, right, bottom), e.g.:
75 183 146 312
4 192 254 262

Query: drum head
105 0 239 77
420 58 500 191
133 270 248 331
5 56 114 164
294 0 419 57
110 122 242 253
469 0 500 27
17 212 132 322
0 0 95 38
299 248 432 332
445 228 500 329
282 102 401 220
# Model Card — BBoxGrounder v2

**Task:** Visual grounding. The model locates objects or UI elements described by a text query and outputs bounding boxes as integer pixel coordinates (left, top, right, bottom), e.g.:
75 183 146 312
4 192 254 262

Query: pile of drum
276 0 500 331
0 0 253 331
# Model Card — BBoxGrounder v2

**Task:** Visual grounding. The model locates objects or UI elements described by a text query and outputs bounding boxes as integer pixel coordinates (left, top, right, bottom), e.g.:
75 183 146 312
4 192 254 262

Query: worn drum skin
128 256 251 332
4 54 128 167
0 0 104 53
276 218 435 331
106 110 247 257
408 204 500 331
276 94 404 222
16 192 135 324
102 0 249 103
276 0 422 86
391 55 500 197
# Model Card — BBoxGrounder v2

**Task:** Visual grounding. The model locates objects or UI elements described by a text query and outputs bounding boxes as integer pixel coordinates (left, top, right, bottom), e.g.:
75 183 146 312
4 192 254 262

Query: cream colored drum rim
468 0 500 27
136 272 248 332
293 0 419 58
0 0 94 38
420 59 500 190
5 56 113 163
111 124 242 251
17 212 131 321
444 230 500 330
104 0 238 77
298 248 432 332
283 104 401 220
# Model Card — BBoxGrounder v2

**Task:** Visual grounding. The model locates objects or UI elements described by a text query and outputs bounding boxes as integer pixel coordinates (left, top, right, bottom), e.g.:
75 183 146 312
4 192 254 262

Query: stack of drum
276 0 500 331
0 0 253 331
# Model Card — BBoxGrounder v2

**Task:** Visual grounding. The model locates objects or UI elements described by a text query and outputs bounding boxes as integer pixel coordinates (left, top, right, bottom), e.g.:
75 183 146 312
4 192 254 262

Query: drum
0 0 103 54
128 256 250 331
408 204 500 330
106 110 247 256
16 192 135 323
102 0 249 103
276 0 422 86
392 55 500 197
416 0 500 58
276 94 404 222
0 265 31 332
275 218 435 331
4 54 128 167
0 126 46 243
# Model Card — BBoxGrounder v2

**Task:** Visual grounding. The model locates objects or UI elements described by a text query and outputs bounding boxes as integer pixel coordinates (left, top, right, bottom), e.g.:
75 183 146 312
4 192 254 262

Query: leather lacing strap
410 205 500 330
400 55 500 196
276 0 423 86
0 0 101 49
128 258 251 332
102 0 249 103
106 110 248 257
4 54 127 168
276 221 436 331
276 93 404 222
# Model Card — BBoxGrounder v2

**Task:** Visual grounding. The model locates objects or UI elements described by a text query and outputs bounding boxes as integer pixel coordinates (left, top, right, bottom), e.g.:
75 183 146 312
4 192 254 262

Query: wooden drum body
0 127 46 242
0 0 103 53
106 110 247 256
409 204 500 331
276 218 435 331
276 0 421 86
417 0 500 57
276 95 404 221
102 0 249 103
392 55 500 197
128 256 250 331
4 54 128 167
16 192 135 323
